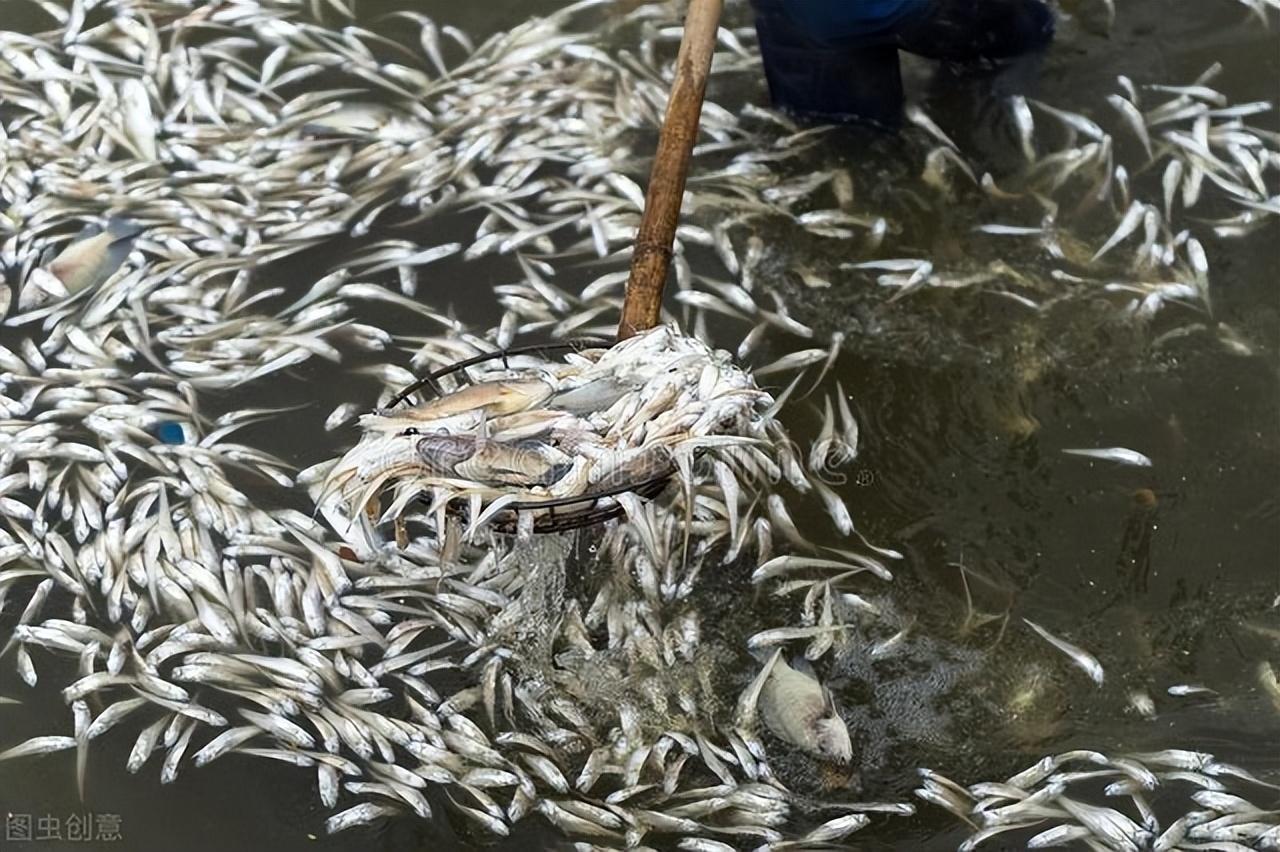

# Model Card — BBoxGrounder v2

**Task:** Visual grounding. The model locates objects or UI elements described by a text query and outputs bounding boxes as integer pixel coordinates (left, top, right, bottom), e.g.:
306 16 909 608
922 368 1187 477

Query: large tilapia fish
362 379 554 434
416 433 571 487
45 217 143 294
758 655 853 763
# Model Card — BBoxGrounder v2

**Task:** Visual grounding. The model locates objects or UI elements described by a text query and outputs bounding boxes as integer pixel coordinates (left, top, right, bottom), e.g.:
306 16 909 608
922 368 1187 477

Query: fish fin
737 648 782 727
821 685 839 716
106 217 143 240
788 654 818 680
70 222 103 242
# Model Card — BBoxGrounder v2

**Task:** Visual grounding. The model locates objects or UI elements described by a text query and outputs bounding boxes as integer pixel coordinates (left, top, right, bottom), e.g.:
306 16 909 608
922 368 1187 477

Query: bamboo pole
616 0 723 341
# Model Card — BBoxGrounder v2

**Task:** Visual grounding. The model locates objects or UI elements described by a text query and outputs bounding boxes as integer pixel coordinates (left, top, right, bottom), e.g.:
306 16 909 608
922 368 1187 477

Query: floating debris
153 421 186 445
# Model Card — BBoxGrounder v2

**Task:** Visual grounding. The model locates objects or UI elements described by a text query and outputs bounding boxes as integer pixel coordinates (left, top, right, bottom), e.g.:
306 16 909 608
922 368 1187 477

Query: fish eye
400 428 421 436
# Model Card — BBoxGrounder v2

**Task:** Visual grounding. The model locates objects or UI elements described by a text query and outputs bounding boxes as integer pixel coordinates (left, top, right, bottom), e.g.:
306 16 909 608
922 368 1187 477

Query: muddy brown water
0 1 1277 850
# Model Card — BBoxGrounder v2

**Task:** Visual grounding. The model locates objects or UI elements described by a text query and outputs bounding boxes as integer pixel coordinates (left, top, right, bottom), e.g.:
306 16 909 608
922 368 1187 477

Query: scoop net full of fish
317 325 785 547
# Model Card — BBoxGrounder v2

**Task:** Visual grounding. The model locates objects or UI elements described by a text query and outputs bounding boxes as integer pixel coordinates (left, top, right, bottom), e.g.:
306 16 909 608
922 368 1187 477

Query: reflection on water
0 0 1277 849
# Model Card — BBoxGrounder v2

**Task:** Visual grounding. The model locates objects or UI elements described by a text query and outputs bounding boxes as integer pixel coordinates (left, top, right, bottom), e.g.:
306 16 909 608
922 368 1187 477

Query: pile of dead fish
0 1 899 842
0 0 1276 847
918 748 1280 850
318 324 788 550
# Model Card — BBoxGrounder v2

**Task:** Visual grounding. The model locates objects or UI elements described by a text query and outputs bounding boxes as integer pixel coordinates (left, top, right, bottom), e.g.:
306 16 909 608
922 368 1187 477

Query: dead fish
1010 95 1037 162
757 655 852 763
1027 824 1094 848
325 802 400 833
1106 94 1152 159
417 434 570 487
754 348 829 377
325 402 361 432
1167 684 1217 697
45 218 143 295
1058 796 1148 849
302 102 402 137
0 735 78 761
118 78 157 160
803 812 871 842
1023 618 1105 686
1061 447 1153 467
376 379 553 425
1092 200 1147 261
548 376 635 414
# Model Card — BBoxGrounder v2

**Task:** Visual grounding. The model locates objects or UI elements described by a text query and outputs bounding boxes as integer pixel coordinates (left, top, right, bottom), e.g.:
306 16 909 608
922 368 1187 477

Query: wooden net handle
616 0 724 340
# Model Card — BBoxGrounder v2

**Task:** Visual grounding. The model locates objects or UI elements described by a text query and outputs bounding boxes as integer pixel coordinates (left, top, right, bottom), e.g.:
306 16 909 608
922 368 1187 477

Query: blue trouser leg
754 4 905 126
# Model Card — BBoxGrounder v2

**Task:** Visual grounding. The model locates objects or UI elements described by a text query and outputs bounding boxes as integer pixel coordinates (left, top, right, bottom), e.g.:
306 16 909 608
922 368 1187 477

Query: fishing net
318 325 789 546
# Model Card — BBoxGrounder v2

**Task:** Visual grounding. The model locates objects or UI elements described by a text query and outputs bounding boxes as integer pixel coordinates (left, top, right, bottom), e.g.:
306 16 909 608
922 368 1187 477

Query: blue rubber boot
749 0 1055 126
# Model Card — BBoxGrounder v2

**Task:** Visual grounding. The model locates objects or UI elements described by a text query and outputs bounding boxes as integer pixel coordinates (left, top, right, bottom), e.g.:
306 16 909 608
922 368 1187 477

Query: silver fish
1092 201 1147 261
1106 94 1152 159
0 735 78 761
1061 447 1153 467
118 78 157 160
1010 95 1037 162
325 802 399 833
1023 618 1105 686
374 379 552 426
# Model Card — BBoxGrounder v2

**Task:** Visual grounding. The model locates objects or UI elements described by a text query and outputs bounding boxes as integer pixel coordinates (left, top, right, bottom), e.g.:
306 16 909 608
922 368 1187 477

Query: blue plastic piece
155 421 186 445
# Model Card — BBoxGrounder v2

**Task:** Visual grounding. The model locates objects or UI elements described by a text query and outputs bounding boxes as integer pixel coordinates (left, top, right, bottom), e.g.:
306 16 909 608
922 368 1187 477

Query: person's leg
748 0 1054 126
751 0 906 127
893 0 1055 63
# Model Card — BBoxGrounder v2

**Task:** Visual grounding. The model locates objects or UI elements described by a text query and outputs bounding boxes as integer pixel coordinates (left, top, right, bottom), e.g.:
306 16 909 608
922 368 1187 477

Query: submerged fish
757 655 852 763
1166 684 1217 697
44 218 142 295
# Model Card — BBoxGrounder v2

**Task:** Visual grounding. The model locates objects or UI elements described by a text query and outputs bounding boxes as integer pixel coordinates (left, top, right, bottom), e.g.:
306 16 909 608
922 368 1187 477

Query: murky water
1 1 1277 850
